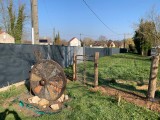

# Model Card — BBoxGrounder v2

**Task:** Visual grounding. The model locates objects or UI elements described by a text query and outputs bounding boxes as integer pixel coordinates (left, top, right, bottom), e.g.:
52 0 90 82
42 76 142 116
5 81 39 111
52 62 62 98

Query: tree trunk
141 50 144 56
147 55 159 99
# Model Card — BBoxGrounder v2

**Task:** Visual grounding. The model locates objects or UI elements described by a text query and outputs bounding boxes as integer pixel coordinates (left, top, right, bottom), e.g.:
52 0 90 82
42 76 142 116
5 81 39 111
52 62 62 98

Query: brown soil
2 93 40 117
1 79 71 117
90 86 160 113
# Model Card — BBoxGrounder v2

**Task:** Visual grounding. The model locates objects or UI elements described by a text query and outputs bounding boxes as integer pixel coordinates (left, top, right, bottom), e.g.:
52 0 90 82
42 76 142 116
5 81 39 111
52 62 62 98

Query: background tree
98 35 107 41
125 38 135 48
113 40 123 48
0 0 27 43
133 19 155 55
99 35 108 44
61 39 68 46
82 37 94 46
54 32 61 45
146 6 160 46
135 7 160 100
14 4 26 43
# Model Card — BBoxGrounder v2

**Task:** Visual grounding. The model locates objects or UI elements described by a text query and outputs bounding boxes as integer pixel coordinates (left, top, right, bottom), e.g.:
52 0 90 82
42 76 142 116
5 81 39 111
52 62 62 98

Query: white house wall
69 38 81 46
0 33 15 43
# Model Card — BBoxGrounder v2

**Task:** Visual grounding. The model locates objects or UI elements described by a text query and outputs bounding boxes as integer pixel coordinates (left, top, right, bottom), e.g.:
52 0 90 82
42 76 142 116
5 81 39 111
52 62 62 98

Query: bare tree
0 0 9 31
0 0 28 43
83 37 94 46
146 6 160 46
98 35 107 41
144 6 160 99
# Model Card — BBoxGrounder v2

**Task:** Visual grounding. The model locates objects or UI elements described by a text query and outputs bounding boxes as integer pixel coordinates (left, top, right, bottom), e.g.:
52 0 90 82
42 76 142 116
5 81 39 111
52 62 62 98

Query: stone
38 99 49 106
57 94 65 102
64 95 69 101
50 104 60 111
28 96 41 104
43 105 47 108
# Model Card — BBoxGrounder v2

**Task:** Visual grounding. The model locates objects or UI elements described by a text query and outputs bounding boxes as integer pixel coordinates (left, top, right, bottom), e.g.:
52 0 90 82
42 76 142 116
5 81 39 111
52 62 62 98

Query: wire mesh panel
98 54 152 85
76 55 85 83
75 55 95 86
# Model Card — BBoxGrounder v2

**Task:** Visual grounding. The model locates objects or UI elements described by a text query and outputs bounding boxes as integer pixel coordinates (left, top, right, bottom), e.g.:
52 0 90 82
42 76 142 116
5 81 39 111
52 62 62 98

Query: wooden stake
83 55 86 84
147 55 159 99
73 53 76 81
94 52 99 87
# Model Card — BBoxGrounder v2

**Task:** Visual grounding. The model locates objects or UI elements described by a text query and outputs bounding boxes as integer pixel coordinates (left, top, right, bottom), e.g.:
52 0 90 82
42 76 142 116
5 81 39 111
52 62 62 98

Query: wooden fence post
94 52 99 87
147 54 159 99
73 53 77 81
83 55 86 84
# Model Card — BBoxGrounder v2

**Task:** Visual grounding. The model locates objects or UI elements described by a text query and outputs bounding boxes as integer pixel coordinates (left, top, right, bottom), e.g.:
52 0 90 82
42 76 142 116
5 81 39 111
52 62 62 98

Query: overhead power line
82 0 121 35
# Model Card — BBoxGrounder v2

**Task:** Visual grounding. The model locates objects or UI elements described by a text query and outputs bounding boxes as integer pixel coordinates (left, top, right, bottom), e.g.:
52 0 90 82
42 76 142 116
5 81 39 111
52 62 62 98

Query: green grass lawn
0 82 159 120
66 53 153 83
97 53 150 80
65 53 160 99
99 53 152 81
0 53 160 120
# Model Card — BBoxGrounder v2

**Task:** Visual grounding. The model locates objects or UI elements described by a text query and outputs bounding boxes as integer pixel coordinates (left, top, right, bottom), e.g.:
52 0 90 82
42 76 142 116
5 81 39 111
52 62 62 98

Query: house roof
68 37 79 43
0 31 5 34
107 40 114 47
39 39 48 43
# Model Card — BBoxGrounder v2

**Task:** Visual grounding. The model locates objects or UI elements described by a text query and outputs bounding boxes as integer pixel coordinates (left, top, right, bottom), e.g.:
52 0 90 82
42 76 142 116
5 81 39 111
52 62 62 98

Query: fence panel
0 44 125 87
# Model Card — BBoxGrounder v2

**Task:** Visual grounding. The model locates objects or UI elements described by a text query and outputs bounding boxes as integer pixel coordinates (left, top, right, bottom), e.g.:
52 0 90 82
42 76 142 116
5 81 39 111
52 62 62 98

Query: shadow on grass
0 109 21 120
24 79 35 96
99 78 147 99
111 53 150 61
99 78 160 100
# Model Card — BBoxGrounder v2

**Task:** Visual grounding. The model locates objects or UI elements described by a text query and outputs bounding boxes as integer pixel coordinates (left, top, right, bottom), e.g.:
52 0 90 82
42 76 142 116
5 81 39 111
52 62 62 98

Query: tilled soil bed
90 85 160 113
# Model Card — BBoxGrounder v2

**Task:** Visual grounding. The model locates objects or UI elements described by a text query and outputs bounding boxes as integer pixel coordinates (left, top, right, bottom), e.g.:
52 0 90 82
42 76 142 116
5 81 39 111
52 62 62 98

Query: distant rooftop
39 39 48 43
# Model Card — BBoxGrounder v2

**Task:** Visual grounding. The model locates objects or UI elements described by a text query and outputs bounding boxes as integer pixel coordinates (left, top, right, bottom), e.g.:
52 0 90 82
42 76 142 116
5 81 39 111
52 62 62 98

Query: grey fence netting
0 44 84 87
0 44 126 88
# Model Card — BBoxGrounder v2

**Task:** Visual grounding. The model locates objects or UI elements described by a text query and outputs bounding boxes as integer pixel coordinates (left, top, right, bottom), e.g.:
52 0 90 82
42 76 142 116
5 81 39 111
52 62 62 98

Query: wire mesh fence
103 54 151 82
75 53 153 86
75 55 95 85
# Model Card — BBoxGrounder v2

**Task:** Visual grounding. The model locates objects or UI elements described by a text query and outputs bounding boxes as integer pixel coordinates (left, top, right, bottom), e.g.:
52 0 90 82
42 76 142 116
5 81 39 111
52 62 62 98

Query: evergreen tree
7 0 16 37
14 4 25 43
54 32 61 45
133 19 156 55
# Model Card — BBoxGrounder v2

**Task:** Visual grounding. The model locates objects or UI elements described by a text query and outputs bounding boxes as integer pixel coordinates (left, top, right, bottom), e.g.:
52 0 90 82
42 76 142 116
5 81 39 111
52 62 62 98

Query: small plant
109 78 117 84
137 77 145 86
115 92 121 106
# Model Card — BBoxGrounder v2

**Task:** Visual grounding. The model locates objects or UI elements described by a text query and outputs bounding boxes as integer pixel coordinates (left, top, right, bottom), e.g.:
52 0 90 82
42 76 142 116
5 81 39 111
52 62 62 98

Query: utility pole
53 28 55 44
80 33 82 41
31 0 39 44
124 33 126 48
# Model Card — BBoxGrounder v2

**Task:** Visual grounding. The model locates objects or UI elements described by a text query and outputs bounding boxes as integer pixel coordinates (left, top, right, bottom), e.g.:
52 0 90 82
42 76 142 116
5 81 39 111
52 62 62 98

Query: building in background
68 37 81 46
39 37 52 45
0 31 15 43
92 41 108 48
107 40 116 48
